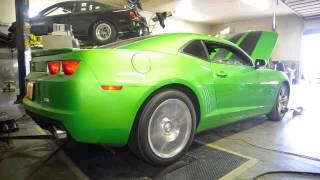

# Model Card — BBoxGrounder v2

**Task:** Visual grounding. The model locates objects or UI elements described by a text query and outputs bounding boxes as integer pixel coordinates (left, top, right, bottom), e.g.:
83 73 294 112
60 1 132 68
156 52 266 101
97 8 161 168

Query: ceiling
281 0 320 19
100 0 294 24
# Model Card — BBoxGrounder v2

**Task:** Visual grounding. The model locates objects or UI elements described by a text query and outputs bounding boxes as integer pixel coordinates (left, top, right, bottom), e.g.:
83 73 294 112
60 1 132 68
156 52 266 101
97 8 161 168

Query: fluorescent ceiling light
240 0 271 10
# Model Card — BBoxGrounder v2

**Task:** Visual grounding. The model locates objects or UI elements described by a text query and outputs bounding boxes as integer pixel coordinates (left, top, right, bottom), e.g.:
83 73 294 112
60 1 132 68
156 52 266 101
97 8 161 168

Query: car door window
204 41 252 66
182 40 209 60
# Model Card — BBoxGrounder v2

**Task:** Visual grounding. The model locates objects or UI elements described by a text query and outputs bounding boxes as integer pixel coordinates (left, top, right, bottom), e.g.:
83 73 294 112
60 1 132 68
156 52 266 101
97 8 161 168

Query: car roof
117 33 238 54
44 1 119 9
54 1 105 5
39 1 121 15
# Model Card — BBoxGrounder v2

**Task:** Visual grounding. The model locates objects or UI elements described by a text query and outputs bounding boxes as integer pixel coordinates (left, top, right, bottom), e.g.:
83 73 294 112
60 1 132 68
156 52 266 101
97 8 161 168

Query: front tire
129 89 196 165
267 84 290 121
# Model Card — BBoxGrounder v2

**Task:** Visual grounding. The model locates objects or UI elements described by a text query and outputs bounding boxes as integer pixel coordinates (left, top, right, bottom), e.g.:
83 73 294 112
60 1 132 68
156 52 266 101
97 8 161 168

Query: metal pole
15 0 29 103
272 0 280 32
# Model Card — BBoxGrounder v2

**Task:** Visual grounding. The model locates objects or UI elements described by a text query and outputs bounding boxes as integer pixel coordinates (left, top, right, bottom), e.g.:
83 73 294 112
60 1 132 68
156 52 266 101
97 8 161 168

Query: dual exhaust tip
52 126 67 139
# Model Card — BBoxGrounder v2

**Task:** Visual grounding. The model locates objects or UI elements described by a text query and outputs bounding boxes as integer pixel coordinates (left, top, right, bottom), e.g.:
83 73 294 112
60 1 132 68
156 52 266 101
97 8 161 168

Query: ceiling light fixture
240 0 271 10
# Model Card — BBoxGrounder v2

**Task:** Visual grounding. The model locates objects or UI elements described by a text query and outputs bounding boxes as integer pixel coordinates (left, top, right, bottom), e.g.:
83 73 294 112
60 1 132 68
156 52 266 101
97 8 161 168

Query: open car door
228 31 278 62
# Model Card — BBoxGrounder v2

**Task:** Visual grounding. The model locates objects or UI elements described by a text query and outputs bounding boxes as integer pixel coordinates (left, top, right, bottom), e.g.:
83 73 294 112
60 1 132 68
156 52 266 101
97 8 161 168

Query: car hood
228 31 278 61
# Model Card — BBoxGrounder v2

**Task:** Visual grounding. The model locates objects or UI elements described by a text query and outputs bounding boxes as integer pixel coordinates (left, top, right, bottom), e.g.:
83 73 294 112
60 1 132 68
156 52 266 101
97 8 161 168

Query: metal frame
15 0 29 102
281 0 320 19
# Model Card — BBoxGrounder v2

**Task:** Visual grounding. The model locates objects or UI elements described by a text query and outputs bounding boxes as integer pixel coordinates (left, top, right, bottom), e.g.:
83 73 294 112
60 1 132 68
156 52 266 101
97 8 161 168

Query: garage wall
0 0 71 20
0 0 16 24
28 0 71 17
211 15 304 61
141 11 212 35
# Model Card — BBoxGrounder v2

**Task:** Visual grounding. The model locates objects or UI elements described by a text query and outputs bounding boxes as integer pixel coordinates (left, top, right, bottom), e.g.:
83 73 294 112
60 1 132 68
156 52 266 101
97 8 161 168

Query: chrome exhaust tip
52 126 67 139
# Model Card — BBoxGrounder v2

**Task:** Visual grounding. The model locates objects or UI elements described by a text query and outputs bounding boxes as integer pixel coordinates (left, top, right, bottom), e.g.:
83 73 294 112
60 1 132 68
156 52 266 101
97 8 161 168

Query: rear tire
129 89 196 165
91 21 117 45
267 84 289 121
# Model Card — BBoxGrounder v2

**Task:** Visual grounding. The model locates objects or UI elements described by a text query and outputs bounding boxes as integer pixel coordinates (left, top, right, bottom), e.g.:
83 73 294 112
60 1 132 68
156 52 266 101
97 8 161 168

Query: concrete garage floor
1 83 320 180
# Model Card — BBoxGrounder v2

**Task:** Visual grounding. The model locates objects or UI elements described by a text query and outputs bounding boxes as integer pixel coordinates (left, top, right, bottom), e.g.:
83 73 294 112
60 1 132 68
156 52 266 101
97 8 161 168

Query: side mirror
254 59 266 69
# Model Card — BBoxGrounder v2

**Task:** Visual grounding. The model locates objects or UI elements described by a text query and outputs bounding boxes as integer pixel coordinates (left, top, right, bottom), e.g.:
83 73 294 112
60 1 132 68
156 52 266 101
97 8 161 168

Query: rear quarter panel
82 49 217 133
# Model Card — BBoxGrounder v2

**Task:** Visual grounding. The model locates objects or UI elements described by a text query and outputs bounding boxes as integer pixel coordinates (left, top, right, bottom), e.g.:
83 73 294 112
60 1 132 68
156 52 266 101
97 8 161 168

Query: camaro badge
43 97 50 103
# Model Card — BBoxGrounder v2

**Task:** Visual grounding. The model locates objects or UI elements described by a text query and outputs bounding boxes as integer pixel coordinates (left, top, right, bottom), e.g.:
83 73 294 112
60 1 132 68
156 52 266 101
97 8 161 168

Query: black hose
211 130 320 162
252 170 320 180
0 135 56 140
238 137 320 162
211 132 320 180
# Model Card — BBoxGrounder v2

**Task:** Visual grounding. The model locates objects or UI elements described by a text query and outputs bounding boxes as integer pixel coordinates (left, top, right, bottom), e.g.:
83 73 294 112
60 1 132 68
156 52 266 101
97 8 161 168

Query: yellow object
29 34 43 47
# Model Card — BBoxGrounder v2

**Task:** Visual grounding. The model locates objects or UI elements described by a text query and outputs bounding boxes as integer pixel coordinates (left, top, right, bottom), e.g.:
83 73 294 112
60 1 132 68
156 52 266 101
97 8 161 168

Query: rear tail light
47 60 80 75
48 61 60 75
128 11 138 19
62 61 80 76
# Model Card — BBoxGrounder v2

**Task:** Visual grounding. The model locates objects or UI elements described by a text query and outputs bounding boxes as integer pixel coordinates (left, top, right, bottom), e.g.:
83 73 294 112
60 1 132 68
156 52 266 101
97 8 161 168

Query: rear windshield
99 35 155 49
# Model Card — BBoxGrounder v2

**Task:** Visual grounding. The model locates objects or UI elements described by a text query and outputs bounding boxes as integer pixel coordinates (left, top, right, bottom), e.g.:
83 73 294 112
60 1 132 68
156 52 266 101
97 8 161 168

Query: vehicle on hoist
23 32 290 165
9 1 149 46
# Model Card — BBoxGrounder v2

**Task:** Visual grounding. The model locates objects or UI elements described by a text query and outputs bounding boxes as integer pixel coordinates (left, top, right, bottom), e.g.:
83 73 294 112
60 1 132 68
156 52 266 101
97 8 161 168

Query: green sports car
23 31 289 165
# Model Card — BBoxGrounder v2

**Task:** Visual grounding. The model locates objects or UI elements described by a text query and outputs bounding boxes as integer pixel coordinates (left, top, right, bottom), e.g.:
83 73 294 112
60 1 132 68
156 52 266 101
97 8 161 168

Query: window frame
180 40 210 61
41 2 76 17
203 40 254 67
181 39 254 67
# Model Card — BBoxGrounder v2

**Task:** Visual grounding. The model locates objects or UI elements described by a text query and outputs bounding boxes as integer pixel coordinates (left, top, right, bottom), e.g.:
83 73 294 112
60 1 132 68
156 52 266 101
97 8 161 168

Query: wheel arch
159 83 201 127
282 80 290 96
128 83 202 144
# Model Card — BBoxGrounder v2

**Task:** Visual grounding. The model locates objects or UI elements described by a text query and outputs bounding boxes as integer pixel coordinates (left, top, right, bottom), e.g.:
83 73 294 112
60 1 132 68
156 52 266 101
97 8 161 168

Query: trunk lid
32 48 73 57
31 48 76 73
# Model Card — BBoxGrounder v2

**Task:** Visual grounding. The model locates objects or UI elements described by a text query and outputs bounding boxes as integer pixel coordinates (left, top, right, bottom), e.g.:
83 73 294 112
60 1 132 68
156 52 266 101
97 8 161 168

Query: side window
204 42 252 66
44 4 75 16
183 40 208 60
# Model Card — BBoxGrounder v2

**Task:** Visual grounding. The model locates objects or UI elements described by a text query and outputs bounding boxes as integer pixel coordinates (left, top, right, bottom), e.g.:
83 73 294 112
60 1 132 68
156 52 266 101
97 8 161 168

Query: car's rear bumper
23 86 140 146
23 83 152 146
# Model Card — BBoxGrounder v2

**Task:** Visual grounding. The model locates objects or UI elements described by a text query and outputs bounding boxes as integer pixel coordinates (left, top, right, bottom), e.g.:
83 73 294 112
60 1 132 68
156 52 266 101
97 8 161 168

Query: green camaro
23 31 289 165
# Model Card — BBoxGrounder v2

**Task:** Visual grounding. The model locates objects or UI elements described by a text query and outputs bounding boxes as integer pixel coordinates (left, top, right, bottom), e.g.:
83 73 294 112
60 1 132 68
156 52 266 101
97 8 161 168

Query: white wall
0 0 70 23
0 0 16 24
29 0 69 17
211 15 304 61
141 11 212 35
